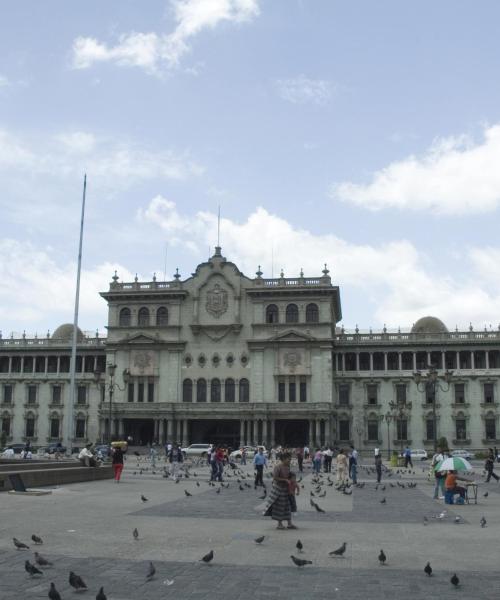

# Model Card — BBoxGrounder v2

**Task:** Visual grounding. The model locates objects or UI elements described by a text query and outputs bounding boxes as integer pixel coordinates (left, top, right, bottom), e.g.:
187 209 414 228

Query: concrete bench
0 465 113 492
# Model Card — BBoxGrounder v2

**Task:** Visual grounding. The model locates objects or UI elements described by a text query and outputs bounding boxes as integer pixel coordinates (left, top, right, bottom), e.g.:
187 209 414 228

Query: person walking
348 445 358 479
485 449 500 483
254 447 267 488
431 447 445 499
296 447 304 473
112 445 125 483
404 446 413 469
168 443 183 481
264 452 297 530
336 448 348 483
313 448 322 475
323 447 333 473
375 451 383 483
240 447 247 466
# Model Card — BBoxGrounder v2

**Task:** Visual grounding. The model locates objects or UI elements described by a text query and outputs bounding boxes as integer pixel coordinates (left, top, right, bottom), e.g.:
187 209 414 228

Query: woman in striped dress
264 452 297 529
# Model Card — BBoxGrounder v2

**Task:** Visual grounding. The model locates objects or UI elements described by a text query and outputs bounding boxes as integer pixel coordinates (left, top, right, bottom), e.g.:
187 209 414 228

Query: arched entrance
275 419 309 447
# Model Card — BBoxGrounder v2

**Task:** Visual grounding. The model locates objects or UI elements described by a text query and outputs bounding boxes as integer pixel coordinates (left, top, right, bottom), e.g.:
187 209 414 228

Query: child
288 472 300 513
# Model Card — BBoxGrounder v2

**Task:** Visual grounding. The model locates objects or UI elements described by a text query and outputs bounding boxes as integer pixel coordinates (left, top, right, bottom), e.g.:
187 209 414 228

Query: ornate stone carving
284 351 301 372
132 351 153 375
205 283 228 318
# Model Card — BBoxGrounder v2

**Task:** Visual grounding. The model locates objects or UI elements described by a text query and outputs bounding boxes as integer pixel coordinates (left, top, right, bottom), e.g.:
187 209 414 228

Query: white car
451 449 475 460
400 449 428 460
181 444 211 458
229 446 267 460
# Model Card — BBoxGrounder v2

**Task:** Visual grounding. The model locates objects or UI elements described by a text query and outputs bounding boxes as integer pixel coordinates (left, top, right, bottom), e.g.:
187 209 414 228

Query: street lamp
388 399 412 455
384 412 393 460
94 364 129 443
413 364 453 453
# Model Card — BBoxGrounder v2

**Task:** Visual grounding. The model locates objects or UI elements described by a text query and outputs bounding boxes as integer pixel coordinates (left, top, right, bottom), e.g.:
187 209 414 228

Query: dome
411 316 448 334
52 323 85 342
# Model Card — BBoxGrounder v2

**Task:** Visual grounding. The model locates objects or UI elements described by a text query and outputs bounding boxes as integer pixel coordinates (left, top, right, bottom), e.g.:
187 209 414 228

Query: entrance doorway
123 419 155 445
275 419 309 447
189 420 239 447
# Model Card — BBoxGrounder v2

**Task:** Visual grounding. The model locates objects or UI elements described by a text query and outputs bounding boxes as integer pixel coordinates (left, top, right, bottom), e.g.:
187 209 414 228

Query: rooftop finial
134 273 138 283
112 270 119 283
322 263 330 277
256 265 263 278
152 272 157 282
174 267 180 280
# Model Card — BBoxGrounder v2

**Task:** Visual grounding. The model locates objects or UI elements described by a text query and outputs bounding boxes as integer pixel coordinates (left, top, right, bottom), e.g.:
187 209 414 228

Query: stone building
1 248 499 452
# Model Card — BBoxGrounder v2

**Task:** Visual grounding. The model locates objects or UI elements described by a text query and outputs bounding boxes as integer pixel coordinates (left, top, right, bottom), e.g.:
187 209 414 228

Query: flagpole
67 174 87 453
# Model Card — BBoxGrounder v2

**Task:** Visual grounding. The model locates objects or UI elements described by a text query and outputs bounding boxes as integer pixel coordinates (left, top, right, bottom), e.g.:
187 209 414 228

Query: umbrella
434 457 472 472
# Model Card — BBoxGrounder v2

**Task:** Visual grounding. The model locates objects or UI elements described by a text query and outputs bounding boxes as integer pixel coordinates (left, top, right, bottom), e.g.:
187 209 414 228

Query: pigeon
69 571 87 590
31 534 43 545
309 498 315 507
184 490 192 497
48 582 62 600
141 494 149 502
13 537 29 550
96 587 107 600
480 516 487 528
239 485 244 491
254 535 265 544
313 501 325 513
483 492 488 498
454 516 461 524
380 497 386 504
25 560 43 576
296 540 303 553
216 487 221 494
423 516 428 526
146 561 156 580
133 528 139 540
378 549 387 565
200 550 214 564
290 555 312 567
451 573 460 587
35 552 53 567
329 542 347 557
424 562 432 576
196 482 200 487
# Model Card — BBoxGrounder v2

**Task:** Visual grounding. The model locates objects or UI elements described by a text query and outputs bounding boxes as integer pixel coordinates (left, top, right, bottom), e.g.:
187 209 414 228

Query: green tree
437 436 449 453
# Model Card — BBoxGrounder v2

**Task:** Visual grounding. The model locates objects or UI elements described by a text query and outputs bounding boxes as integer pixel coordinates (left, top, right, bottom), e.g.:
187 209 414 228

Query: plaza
1 455 499 599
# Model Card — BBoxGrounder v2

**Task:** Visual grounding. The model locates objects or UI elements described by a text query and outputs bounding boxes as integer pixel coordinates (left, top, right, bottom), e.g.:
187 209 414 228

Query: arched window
211 379 221 403
225 378 235 402
197 379 207 403
75 414 86 439
305 303 319 323
1 412 11 437
156 306 168 326
182 379 193 403
119 307 131 327
239 378 250 403
50 415 60 438
286 303 299 323
25 412 35 438
266 304 279 324
138 307 150 326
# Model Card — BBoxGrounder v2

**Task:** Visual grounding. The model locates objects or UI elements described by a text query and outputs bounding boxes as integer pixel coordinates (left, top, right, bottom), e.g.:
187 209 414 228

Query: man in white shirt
2 447 14 458
78 444 97 467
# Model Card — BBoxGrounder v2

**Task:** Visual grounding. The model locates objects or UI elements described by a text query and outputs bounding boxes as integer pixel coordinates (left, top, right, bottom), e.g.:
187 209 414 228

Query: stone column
239 420 245 446
427 351 431 367
398 352 402 371
309 420 314 446
369 353 373 371
471 351 475 370
442 351 446 370
341 353 345 371
167 419 174 442
355 353 360 371
383 352 388 371
270 419 276 447
262 419 268 447
456 351 460 370
316 419 321 446
486 351 490 370
183 419 189 446
119 419 125 438
159 419 165 445
413 352 417 371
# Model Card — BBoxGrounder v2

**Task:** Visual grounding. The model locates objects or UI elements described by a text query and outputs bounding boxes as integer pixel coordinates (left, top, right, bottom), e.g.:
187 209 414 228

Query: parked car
94 444 112 459
2 444 28 455
181 444 212 458
451 449 475 460
229 446 268 460
399 449 428 460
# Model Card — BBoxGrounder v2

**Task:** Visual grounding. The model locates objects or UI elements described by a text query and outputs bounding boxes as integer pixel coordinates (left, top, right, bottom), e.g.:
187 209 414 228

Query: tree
437 436 449 453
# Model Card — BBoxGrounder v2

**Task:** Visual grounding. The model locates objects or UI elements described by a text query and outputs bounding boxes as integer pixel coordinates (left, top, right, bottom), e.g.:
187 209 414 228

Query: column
398 352 402 371
159 419 165 445
167 419 174 442
456 351 460 370
183 419 189 446
355 353 360 371
413 352 417 372
341 353 345 371
486 351 490 370
262 419 268 447
44 356 48 374
56 356 60 374
119 419 125 438
316 419 321 446
442 351 446 370
471 351 475 370
369 353 373 371
383 352 388 371
427 351 431 366
240 419 245 446
309 420 314 446
270 419 276 447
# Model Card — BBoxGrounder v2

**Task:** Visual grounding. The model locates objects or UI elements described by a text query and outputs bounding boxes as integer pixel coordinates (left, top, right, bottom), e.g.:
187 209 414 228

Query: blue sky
2 0 500 336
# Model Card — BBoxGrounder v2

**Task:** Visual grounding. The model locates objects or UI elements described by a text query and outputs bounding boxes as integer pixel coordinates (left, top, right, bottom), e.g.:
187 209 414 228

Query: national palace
1 247 499 452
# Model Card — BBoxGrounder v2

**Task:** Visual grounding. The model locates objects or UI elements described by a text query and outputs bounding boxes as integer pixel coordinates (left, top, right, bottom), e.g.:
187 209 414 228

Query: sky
2 0 500 337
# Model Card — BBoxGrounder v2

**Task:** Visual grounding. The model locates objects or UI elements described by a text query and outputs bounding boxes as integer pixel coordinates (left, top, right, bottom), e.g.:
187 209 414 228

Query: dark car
45 443 67 454
3 444 28 454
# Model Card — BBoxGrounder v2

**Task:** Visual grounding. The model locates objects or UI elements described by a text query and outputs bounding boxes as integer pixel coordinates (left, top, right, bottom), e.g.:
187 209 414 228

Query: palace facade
1 247 499 452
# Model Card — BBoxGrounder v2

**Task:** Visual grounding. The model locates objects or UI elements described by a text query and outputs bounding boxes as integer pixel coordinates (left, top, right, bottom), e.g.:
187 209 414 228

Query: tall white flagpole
67 174 87 452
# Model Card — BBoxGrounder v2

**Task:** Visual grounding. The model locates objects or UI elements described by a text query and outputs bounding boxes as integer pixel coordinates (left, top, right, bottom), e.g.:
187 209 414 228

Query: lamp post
94 364 129 444
354 422 363 452
384 412 393 460
413 365 453 453
388 399 412 455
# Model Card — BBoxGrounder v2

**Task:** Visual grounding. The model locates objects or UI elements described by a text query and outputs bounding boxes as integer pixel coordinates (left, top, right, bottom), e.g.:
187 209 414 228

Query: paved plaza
1 457 499 599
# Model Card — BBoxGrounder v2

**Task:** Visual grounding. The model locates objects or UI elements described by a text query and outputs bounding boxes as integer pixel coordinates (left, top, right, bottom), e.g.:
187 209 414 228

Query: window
11 357 21 372
285 304 299 323
59 356 70 373
454 383 465 404
402 352 413 370
484 383 495 404
455 419 467 441
182 379 192 403
27 385 37 405
224 378 235 402
367 384 378 405
23 356 33 373
265 304 279 324
373 353 384 370
278 379 285 403
0 357 8 373
197 379 207 403
25 416 35 438
47 356 58 373
119 307 131 326
100 385 105 403
345 353 356 371
359 353 370 370
50 418 60 438
75 418 86 439
338 419 350 441
305 303 319 323
1 415 10 436
52 386 61 405
289 382 296 403
485 418 496 440
396 384 406 404
396 419 407 441
156 307 168 326
367 419 379 442
387 352 399 370
3 385 12 404
138 307 150 327
425 382 435 405
128 382 135 403
338 384 350 406
138 382 144 403
77 386 87 405
148 382 154 403
426 419 435 441
211 379 221 403
239 378 249 403
35 356 45 373
299 377 307 402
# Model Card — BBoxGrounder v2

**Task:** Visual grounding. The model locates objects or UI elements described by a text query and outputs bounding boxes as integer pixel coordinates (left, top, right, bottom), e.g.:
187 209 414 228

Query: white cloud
142 198 500 328
72 0 260 73
274 75 334 106
333 124 500 215
0 75 10 87
0 239 134 335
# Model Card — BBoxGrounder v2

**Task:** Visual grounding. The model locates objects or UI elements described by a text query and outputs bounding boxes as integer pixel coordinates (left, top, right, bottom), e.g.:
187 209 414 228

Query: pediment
270 329 315 342
121 333 158 345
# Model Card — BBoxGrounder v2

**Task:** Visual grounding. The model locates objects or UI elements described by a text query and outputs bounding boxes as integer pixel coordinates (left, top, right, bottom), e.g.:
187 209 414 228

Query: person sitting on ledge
444 469 469 503
78 443 98 467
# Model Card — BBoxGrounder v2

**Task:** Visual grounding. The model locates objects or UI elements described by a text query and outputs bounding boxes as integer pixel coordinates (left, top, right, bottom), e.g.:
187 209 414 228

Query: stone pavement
0 458 499 599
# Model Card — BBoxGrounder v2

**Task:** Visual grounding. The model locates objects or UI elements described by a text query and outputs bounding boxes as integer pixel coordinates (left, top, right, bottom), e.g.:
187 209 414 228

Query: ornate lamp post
354 422 363 452
413 365 453 453
384 412 393 460
388 399 412 455
94 364 129 443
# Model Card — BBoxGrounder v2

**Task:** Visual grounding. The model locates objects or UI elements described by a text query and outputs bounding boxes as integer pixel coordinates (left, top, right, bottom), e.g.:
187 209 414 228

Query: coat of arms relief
205 283 228 318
